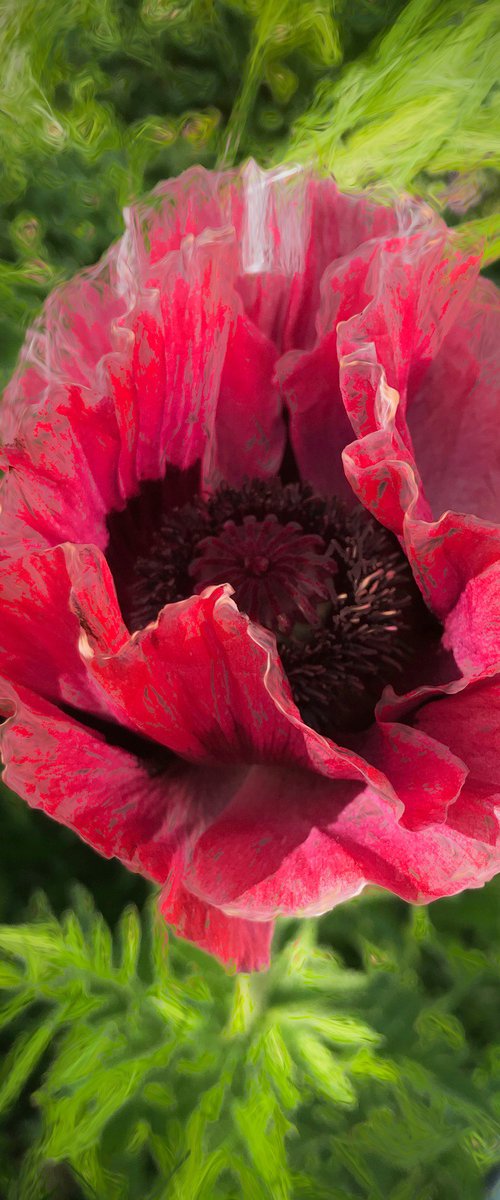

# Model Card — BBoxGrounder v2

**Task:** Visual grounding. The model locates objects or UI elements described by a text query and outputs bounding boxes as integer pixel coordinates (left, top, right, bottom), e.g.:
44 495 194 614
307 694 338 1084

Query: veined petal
185 734 499 921
407 278 500 524
0 544 124 712
0 677 216 885
159 849 274 971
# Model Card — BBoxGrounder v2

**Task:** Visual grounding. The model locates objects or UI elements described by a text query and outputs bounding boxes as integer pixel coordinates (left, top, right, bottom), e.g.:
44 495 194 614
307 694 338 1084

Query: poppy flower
1 161 499 970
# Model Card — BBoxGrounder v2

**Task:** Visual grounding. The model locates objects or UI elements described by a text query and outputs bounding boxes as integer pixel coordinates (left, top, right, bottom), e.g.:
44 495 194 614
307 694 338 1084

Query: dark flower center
107 478 437 736
189 512 336 633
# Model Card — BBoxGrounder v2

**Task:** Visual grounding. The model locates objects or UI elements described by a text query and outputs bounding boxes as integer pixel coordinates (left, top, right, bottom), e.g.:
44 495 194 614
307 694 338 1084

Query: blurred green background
0 0 499 1196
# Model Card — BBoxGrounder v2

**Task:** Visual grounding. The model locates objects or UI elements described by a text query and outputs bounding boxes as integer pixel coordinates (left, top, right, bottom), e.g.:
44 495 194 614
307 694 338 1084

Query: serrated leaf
0 1014 59 1113
117 907 142 983
88 913 114 975
292 1030 357 1106
0 924 61 964
251 1025 300 1110
275 1004 380 1047
285 0 500 201
0 991 36 1030
43 1051 164 1157
61 911 88 959
0 958 25 988
234 1075 293 1199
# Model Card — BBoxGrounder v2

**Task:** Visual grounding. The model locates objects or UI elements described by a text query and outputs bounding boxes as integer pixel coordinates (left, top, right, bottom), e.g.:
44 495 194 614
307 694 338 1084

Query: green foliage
287 0 500 183
0 884 499 1198
0 0 339 382
1 0 499 385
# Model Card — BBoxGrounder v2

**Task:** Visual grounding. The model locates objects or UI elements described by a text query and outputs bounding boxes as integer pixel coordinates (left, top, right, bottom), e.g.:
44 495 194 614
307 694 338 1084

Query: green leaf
116 906 142 983
0 1013 59 1114
292 1030 357 1105
234 1074 294 1199
285 0 500 199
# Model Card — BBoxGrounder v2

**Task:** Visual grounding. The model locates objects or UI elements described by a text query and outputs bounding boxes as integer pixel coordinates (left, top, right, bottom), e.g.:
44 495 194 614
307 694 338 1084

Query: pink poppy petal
0 676 248 892
0 544 121 711
443 560 500 679
251 622 465 832
384 677 500 847
273 220 394 500
0 251 134 557
358 719 466 832
412 677 500 793
337 228 480 436
0 183 240 555
280 178 400 352
0 679 187 883
0 405 113 559
277 194 474 504
441 781 499 847
276 338 357 501
407 278 500 523
232 168 400 353
333 219 482 547
329 787 500 903
3 539 401 804
343 423 500 621
76 582 352 768
184 766 363 916
405 509 500 620
75 584 300 763
125 166 226 273
72 574 404 811
0 264 128 443
147 230 237 477
159 851 274 971
342 420 431 537
230 161 312 351
184 673 500 918
186 762 499 921
203 311 284 490
0 673 275 969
